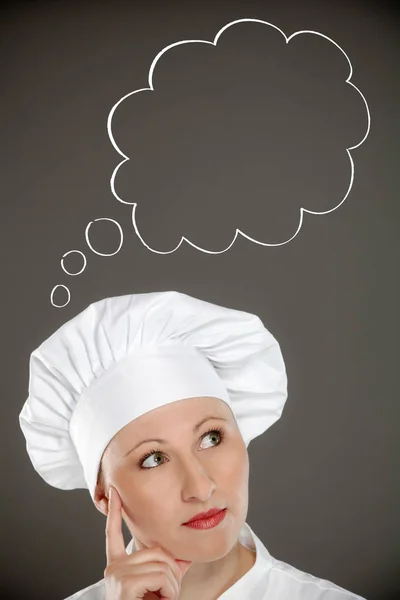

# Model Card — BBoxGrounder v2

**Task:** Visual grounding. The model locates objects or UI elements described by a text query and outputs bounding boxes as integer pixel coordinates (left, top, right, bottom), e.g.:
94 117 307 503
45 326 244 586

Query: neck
178 540 256 600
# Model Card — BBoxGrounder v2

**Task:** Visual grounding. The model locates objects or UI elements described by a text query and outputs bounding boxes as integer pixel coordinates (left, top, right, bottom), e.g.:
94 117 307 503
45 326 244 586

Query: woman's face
94 396 249 562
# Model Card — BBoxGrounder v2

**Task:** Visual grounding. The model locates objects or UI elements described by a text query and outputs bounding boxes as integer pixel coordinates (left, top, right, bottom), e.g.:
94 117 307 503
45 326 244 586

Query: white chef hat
19 290 288 502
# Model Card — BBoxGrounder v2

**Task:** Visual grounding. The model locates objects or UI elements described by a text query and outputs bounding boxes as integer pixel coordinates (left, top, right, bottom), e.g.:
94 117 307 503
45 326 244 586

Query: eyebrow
123 415 229 458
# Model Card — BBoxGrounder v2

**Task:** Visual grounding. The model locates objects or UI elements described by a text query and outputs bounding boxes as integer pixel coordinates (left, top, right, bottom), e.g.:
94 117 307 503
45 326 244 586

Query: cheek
118 471 177 523
218 444 249 493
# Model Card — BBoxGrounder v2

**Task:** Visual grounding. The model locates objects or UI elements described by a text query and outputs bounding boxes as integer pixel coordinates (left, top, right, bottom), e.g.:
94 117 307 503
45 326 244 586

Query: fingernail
109 486 113 501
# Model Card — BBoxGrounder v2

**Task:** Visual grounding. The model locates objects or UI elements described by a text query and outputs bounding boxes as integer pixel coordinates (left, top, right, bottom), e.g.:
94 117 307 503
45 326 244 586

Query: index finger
105 486 128 565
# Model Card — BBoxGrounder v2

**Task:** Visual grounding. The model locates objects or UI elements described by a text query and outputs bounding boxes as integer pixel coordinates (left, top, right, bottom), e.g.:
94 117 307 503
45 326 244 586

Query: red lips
184 507 224 524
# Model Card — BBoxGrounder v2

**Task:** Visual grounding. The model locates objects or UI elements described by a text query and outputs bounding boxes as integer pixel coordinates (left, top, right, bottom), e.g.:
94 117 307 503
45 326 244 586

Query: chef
19 290 366 599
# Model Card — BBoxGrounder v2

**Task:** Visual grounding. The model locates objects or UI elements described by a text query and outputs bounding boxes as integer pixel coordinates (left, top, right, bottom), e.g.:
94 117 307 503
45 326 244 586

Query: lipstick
182 508 227 529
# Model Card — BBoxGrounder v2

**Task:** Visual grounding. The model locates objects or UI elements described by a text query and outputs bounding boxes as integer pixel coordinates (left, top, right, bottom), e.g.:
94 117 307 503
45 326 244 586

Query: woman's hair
96 462 105 493
97 443 111 495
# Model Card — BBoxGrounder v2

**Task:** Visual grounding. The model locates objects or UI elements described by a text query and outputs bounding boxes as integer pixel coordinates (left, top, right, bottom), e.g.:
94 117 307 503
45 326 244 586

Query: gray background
2 0 398 598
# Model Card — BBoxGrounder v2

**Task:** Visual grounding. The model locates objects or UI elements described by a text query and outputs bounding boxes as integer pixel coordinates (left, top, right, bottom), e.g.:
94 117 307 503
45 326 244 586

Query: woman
96 394 258 600
19 290 366 599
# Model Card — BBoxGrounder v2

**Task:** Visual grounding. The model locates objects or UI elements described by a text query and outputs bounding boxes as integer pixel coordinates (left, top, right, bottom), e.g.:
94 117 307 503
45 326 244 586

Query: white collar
219 521 274 598
125 521 274 599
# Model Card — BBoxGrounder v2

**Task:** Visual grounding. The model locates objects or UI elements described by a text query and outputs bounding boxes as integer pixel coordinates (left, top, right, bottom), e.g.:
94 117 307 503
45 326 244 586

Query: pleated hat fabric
19 290 288 501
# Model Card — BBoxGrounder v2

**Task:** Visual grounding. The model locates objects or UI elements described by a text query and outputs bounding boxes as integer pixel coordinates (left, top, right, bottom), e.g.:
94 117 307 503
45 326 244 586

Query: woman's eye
200 429 223 449
141 451 165 469
139 429 224 470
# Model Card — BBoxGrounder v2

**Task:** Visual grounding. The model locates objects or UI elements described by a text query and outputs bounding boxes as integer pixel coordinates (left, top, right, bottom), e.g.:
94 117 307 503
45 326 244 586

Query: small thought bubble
51 218 124 307
61 251 87 276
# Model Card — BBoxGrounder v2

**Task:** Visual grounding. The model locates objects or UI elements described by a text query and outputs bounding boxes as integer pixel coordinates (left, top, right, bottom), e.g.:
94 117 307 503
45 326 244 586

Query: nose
180 455 216 501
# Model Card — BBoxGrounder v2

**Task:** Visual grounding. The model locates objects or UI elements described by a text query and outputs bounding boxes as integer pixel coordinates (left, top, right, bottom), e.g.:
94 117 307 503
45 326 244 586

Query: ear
93 480 109 516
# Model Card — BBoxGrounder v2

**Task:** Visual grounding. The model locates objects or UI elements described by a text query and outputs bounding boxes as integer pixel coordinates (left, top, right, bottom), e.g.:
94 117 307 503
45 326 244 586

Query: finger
137 570 178 600
105 486 128 565
127 547 183 587
121 562 180 599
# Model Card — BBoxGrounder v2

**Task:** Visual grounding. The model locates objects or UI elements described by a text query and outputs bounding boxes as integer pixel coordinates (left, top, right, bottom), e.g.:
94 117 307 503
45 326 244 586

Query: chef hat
19 290 288 502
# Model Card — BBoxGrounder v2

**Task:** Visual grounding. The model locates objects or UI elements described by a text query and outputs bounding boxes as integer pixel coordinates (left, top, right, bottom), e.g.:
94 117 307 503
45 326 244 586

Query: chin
184 538 237 563
179 520 242 561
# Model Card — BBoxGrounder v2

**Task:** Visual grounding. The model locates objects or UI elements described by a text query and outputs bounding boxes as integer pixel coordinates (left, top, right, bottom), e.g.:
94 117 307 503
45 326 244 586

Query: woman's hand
104 486 192 599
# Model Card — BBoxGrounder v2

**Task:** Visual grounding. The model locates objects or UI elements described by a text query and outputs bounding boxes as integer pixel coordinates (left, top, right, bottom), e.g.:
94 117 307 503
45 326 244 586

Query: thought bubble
51 17 370 306
107 18 370 253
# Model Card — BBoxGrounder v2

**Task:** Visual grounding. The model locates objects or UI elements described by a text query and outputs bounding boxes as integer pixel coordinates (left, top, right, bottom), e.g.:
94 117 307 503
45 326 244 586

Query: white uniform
64 521 367 600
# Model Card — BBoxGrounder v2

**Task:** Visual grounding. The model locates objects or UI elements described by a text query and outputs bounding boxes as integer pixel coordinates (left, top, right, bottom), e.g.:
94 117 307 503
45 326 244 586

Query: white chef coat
64 522 367 599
